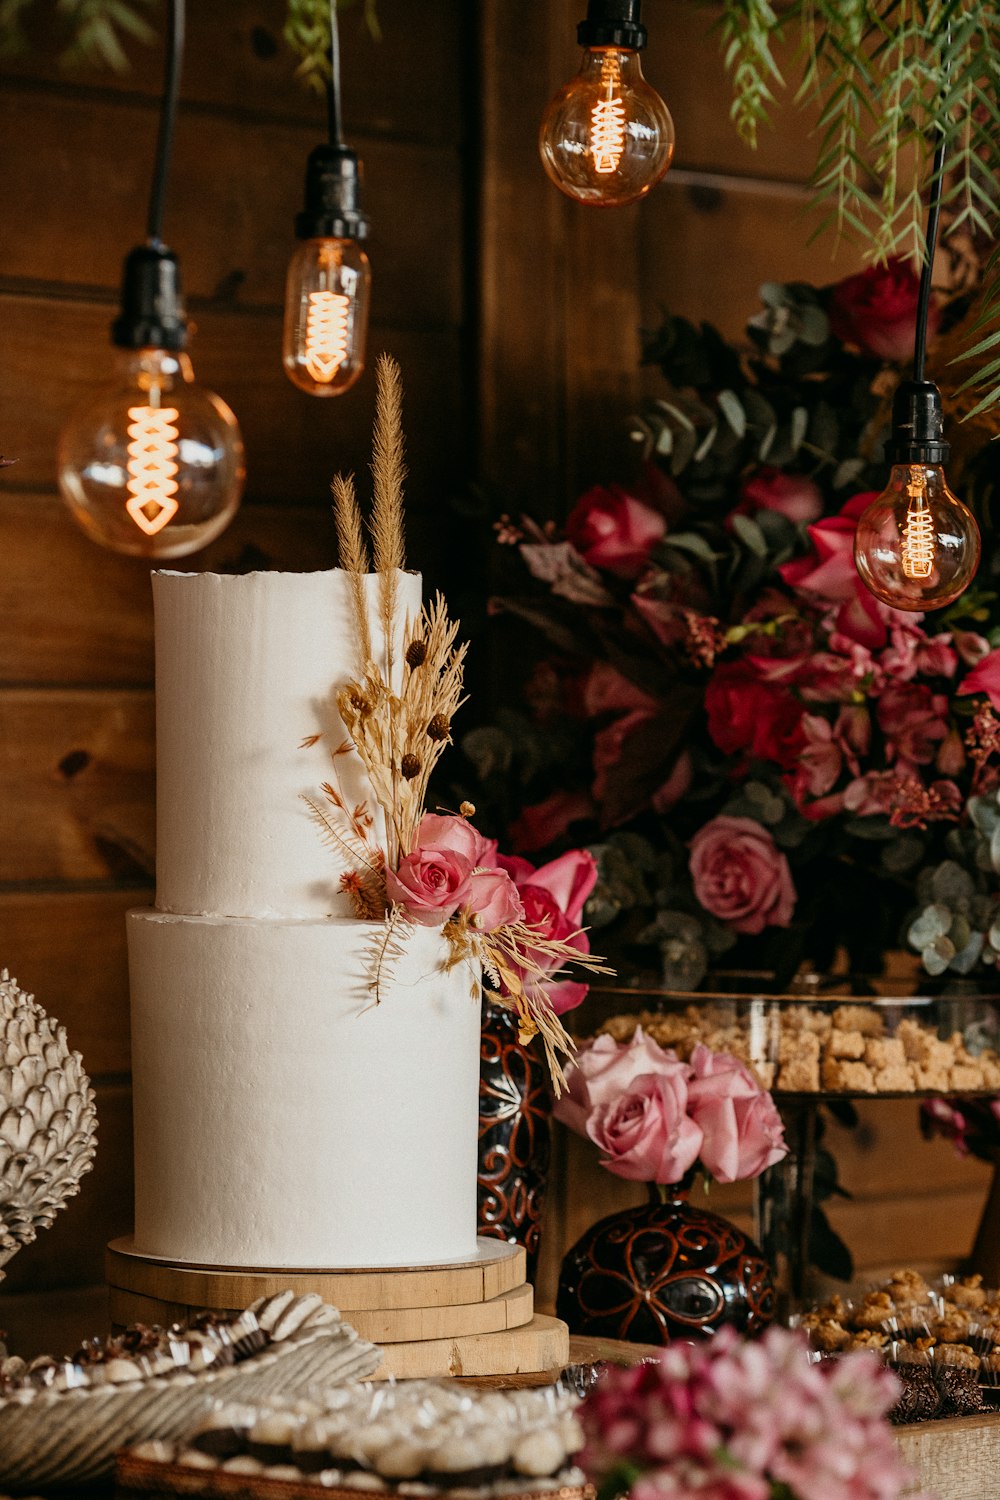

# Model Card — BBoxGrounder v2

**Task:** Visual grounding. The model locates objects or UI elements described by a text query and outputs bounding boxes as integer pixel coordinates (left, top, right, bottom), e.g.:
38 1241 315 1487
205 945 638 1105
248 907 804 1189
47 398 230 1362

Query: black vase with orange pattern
556 1184 775 1344
477 998 552 1281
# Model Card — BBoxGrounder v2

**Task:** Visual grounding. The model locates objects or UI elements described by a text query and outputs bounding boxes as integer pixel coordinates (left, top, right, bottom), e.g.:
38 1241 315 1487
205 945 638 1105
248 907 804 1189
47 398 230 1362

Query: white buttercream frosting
152 568 421 920
129 911 481 1268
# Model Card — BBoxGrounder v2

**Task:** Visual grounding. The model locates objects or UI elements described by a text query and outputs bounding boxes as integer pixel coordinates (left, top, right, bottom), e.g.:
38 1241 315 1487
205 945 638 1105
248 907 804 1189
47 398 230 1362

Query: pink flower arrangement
554 1028 786 1185
579 1326 927 1500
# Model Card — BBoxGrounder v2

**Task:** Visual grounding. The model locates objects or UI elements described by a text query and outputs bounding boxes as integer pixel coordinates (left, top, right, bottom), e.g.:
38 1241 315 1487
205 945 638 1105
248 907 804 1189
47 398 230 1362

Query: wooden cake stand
106 1237 569 1380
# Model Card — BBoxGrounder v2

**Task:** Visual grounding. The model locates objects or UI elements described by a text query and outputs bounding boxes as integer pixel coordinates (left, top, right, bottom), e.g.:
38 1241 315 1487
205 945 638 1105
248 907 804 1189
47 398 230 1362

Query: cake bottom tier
127 911 482 1269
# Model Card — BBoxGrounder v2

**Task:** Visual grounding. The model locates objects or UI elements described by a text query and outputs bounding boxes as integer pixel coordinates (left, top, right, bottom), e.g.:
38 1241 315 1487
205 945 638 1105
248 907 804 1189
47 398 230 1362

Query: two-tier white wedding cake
127 568 482 1270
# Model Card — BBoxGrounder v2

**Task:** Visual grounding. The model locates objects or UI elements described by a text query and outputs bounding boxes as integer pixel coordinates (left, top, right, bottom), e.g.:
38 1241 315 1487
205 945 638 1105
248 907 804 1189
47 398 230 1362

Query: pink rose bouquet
579 1326 928 1500
477 258 1000 994
554 1027 786 1186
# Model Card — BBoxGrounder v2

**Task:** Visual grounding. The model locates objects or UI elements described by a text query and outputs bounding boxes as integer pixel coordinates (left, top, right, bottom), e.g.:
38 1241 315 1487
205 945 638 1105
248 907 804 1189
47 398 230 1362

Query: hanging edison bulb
540 1 674 207
854 382 980 611
284 219 371 396
59 247 244 558
282 0 371 398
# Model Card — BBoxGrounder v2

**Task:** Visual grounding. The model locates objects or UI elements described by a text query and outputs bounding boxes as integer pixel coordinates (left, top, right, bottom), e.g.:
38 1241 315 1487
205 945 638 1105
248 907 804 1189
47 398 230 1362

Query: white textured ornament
0 970 98 1278
152 568 422 920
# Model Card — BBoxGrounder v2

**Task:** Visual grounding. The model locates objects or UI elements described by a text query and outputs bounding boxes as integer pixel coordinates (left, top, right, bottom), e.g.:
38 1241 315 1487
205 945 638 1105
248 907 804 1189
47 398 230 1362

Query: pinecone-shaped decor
0 970 98 1279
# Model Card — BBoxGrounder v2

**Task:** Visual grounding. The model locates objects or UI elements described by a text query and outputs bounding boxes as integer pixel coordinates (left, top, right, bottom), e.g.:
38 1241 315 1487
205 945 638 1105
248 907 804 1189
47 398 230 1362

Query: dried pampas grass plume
371 354 407 677
331 471 372 671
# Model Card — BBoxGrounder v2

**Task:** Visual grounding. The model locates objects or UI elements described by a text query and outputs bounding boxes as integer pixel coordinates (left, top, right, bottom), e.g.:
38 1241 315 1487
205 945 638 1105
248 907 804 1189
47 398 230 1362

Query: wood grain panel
0 0 465 144
0 890 138 1075
0 689 154 883
0 1085 134 1294
0 496 340 686
0 298 464 513
638 179 865 346
0 90 462 322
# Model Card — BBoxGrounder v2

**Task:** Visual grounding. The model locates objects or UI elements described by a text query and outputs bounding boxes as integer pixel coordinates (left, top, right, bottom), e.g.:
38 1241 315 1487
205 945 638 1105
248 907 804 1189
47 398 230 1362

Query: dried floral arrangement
305 356 608 1088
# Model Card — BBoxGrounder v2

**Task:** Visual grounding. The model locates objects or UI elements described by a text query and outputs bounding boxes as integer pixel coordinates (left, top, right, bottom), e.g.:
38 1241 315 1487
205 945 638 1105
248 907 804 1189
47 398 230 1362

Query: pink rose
565 484 667 577
686 1043 787 1183
829 256 939 362
689 816 796 935
466 868 524 933
386 846 473 926
959 647 1000 710
738 466 823 525
555 1027 681 1136
780 493 899 650
499 848 599 1015
416 812 496 869
587 1072 704 1183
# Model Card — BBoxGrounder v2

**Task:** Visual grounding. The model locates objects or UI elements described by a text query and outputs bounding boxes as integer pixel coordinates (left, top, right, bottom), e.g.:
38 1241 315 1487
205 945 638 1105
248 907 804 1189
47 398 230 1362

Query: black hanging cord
146 0 185 247
913 126 946 383
326 0 345 148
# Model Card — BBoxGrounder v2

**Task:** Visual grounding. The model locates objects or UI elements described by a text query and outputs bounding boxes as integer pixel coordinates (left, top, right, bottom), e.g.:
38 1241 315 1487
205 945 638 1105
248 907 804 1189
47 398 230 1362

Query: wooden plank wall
0 0 472 1348
0 0 992 1349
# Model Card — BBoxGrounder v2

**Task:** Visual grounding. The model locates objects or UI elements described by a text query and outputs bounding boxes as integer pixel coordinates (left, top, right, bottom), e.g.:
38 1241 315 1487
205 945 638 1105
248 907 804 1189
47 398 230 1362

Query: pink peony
959 647 1000 710
686 1043 787 1182
500 848 599 1015
416 812 497 869
780 492 899 649
565 484 667 577
386 846 474 926
555 1026 683 1136
738 466 823 525
829 256 938 362
466 868 524 933
587 1071 704 1183
689 816 796 935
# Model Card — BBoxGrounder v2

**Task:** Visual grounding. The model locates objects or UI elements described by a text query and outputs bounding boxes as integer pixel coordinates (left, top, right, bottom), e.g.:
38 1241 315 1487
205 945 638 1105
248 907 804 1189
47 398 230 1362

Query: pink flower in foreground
587 1070 704 1183
829 255 938 362
499 848 599 1015
739 466 823 525
959 647 1000 710
687 1044 787 1182
690 816 796 935
466 868 524 933
566 484 667 577
386 846 474 926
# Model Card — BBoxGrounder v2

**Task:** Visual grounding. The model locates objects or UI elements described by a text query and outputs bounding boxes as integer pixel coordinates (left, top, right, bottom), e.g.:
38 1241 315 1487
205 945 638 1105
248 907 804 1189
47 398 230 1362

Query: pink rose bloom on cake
689 816 795 935
554 1027 786 1186
386 845 475 926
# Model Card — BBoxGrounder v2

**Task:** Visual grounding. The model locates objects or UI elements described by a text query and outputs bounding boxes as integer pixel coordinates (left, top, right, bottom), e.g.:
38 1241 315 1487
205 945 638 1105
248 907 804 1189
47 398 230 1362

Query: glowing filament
591 55 626 173
304 290 350 382
126 404 179 536
901 479 935 580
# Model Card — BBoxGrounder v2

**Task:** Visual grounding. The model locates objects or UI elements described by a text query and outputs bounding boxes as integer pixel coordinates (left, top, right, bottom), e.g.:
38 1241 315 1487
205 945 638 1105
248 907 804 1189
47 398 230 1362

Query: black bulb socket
577 0 646 49
295 144 370 242
111 243 188 351
884 379 950 466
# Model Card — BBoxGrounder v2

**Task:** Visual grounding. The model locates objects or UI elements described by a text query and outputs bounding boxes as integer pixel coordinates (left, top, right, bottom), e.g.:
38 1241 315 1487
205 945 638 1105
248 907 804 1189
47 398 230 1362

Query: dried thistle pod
0 970 98 1277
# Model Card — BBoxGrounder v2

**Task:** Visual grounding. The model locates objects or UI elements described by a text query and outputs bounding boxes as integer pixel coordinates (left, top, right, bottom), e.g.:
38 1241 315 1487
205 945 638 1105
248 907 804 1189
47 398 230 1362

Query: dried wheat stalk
331 471 372 671
370 353 407 683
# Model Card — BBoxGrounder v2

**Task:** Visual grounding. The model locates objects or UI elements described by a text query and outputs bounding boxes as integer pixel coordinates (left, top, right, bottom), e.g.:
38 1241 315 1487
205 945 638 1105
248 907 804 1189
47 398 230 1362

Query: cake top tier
153 567 422 920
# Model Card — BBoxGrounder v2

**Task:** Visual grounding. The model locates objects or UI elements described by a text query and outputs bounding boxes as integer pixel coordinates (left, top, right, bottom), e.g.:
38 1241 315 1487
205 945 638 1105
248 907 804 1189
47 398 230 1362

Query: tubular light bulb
854 463 981 611
540 46 674 206
283 237 371 396
59 347 245 558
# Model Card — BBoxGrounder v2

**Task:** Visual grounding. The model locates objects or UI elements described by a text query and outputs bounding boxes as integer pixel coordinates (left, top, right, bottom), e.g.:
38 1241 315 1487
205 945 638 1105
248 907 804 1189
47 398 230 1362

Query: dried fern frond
332 471 372 670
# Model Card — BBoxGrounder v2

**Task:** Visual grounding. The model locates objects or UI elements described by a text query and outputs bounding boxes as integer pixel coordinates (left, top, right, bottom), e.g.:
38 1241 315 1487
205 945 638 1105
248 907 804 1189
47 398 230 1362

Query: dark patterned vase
556 1187 776 1344
477 998 552 1281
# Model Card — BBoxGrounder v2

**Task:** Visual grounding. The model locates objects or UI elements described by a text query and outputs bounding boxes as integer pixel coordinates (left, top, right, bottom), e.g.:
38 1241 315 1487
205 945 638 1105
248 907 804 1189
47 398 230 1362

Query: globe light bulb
540 2 674 207
283 236 371 396
854 379 980 612
59 346 245 559
854 463 981 611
